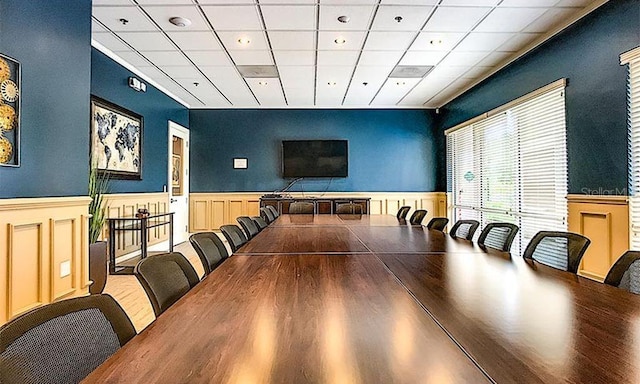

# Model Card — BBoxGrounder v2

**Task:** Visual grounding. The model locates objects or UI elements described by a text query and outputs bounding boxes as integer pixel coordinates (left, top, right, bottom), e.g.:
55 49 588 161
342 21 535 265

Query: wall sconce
128 76 146 92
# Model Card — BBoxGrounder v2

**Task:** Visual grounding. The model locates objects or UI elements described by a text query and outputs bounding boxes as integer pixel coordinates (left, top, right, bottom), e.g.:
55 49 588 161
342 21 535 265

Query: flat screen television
282 140 348 178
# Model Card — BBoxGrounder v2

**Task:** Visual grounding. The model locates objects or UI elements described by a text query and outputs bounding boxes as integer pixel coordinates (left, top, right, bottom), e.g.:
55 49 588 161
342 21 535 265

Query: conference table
84 214 640 383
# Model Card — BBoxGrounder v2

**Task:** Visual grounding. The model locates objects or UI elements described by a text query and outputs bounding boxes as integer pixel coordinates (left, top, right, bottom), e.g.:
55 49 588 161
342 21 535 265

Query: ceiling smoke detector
169 17 192 27
337 15 350 23
395 16 403 23
119 18 129 25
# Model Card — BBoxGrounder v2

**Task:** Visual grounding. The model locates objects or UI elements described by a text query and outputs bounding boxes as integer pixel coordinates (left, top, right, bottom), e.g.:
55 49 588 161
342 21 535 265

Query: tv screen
282 140 348 178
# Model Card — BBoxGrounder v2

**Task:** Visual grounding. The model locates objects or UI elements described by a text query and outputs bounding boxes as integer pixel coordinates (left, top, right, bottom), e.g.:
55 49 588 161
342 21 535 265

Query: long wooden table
84 214 640 383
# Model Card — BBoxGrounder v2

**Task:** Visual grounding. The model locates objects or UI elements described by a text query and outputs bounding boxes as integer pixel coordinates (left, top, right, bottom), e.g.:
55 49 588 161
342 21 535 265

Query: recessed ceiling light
334 37 346 45
328 82 337 86
238 37 251 45
258 81 268 86
430 39 443 46
169 17 192 27
337 15 350 23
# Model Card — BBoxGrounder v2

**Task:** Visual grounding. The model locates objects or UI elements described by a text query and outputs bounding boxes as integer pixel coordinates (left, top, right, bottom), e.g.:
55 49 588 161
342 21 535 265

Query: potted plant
88 165 110 294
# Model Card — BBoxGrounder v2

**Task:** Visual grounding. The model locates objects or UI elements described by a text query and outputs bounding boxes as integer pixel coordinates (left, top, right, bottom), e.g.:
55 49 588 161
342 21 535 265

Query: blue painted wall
437 0 640 194
190 109 437 192
0 0 92 198
91 49 189 193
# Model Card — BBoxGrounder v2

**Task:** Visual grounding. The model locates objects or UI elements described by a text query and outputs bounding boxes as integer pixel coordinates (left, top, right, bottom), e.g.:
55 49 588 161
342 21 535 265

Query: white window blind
446 82 567 252
624 48 640 249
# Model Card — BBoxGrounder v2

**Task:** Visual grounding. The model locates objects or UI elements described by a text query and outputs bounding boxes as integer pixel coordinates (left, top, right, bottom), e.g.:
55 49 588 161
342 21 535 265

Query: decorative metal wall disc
1 80 18 102
0 59 9 82
0 136 12 163
0 104 16 131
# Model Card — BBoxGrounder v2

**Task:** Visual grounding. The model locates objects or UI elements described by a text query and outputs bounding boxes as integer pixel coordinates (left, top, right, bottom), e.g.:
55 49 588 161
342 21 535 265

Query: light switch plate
60 260 71 278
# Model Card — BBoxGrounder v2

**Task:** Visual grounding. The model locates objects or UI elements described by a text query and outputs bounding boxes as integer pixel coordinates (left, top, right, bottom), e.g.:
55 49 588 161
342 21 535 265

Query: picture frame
172 154 181 187
90 96 143 179
0 53 21 167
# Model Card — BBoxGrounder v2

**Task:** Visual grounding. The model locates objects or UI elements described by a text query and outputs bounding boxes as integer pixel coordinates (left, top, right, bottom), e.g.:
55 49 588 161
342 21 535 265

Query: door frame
168 121 190 242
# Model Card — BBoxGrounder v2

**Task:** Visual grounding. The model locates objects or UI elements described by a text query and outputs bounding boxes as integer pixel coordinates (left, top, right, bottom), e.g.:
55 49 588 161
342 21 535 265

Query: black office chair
409 209 428 225
523 231 590 273
289 202 314 214
478 223 519 252
237 216 260 239
0 294 135 384
427 217 449 231
449 219 480 241
397 206 411 220
220 224 248 252
251 216 269 231
134 252 200 317
604 251 640 293
260 207 275 223
335 203 363 214
265 205 280 218
189 232 229 276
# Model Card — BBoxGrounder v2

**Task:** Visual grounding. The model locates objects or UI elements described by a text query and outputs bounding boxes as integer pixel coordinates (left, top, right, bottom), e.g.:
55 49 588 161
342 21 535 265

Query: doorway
168 121 190 244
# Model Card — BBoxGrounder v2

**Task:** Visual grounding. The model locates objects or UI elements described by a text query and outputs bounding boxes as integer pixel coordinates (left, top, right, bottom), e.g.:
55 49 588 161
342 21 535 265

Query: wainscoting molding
189 192 447 231
567 194 629 281
103 193 169 258
0 196 90 324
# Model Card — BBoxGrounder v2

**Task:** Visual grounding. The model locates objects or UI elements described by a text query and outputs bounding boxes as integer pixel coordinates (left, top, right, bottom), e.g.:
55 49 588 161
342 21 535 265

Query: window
623 47 640 249
446 80 568 252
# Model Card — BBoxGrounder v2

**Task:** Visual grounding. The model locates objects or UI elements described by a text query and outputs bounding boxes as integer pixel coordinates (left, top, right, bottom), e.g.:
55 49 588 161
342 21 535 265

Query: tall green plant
88 166 110 244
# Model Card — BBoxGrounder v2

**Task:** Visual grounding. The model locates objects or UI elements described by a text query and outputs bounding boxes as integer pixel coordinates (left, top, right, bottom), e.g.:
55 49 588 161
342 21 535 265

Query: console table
260 197 370 214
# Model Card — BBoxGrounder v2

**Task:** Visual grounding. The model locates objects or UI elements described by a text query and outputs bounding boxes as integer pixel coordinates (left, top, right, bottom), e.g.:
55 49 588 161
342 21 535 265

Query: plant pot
89 241 108 294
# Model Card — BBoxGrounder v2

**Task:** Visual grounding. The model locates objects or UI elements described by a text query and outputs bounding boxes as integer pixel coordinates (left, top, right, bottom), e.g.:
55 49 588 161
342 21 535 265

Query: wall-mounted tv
282 140 348 178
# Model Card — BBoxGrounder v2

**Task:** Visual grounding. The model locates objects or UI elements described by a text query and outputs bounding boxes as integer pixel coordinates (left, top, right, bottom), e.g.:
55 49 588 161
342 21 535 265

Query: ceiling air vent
388 65 434 78
237 65 279 78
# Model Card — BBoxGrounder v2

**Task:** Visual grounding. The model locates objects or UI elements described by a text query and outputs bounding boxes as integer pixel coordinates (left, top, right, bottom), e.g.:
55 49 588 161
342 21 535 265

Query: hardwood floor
103 234 227 332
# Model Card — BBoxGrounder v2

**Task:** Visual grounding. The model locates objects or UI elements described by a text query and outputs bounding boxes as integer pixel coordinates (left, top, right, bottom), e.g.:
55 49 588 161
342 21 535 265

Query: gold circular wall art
0 136 13 163
0 59 10 83
1 80 18 102
0 104 16 131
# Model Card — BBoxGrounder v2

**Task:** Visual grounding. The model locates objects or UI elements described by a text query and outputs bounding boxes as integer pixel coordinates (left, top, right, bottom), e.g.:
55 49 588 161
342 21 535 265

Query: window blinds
446 82 567 252
625 49 640 249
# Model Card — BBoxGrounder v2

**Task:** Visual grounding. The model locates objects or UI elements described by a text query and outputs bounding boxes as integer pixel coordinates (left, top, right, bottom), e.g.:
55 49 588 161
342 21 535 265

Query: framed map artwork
0 53 21 167
90 96 143 179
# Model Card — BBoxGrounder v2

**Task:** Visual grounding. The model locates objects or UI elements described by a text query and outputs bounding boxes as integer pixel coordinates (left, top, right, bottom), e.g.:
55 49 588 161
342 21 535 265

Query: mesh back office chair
450 220 480 241
605 251 640 294
397 206 411 220
409 210 428 225
335 203 363 214
289 202 315 214
251 216 269 231
260 207 275 224
189 232 229 276
427 217 449 231
134 252 200 317
220 224 248 252
0 294 135 384
478 223 519 252
523 231 590 273
237 216 260 239
265 205 280 218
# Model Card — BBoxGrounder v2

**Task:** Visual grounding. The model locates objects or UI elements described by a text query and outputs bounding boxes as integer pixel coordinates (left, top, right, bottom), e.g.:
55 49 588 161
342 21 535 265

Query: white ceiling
92 0 603 109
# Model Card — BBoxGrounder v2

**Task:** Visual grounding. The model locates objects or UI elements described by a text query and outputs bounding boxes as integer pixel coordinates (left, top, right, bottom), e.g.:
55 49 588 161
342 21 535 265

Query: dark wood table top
85 214 640 383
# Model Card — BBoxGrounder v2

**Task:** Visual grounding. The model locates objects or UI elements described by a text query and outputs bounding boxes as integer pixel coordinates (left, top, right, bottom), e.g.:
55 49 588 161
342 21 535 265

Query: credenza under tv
260 196 371 215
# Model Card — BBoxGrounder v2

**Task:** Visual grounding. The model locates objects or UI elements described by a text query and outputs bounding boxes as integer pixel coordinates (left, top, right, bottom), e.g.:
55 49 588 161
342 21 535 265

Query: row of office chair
397 206 429 225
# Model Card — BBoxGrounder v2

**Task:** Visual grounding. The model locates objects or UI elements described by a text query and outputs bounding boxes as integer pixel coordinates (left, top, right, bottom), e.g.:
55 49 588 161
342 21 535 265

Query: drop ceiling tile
316 66 353 104
422 6 491 32
185 50 232 66
140 50 191 66
135 65 173 83
274 51 316 66
93 32 131 52
474 7 548 32
117 31 176 50
400 50 447 66
317 50 360 66
439 0 499 5
381 0 439 4
268 31 315 50
364 31 415 51
198 0 256 3
554 0 589 6
344 66 389 105
523 7 576 33
462 65 493 79
428 65 472 78
279 66 315 89
261 5 316 30
259 0 316 3
201 5 263 31
476 51 512 67
455 32 515 52
181 82 227 105
161 65 202 78
358 50 404 66
136 0 194 4
143 5 210 31
409 32 465 51
167 31 222 50
400 75 456 106
500 0 559 6
246 78 287 106
498 32 542 52
428 77 470 106
92 19 108 33
318 31 366 50
92 6 157 32
217 31 270 50
284 88 315 106
199 66 258 105
115 51 152 67
94 0 133 4
439 51 489 67
371 5 434 31
322 0 377 3
371 78 420 105
228 50 274 65
319 5 376 31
